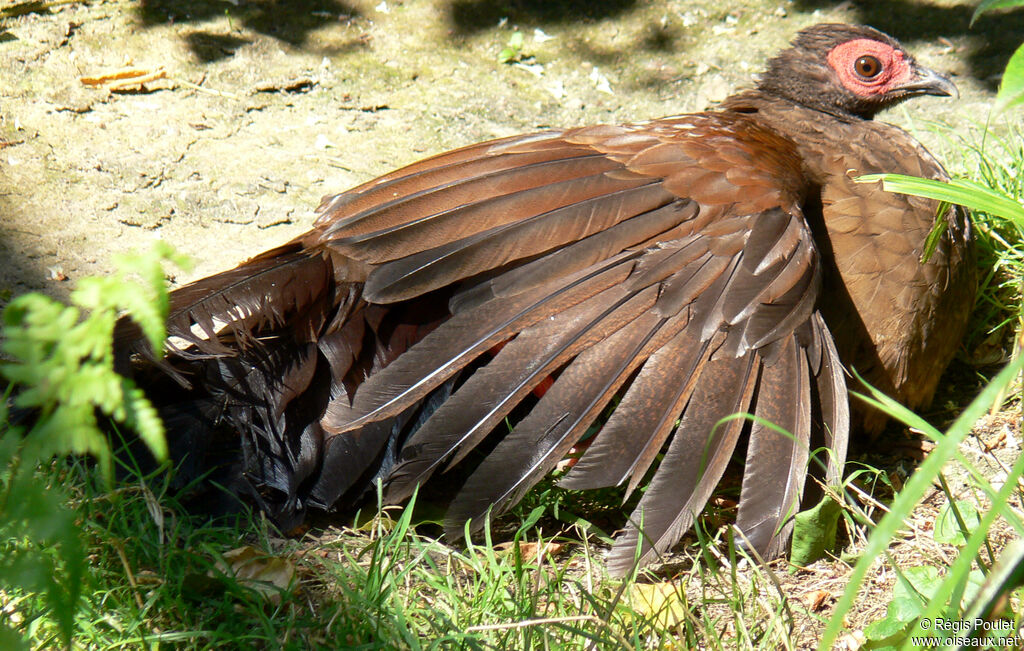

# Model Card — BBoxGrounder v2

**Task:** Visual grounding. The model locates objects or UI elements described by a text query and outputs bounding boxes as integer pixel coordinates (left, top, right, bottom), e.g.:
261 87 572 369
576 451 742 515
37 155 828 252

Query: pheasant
117 23 974 574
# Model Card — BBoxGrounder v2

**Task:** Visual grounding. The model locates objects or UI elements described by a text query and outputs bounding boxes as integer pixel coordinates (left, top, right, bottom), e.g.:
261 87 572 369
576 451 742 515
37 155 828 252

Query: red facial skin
827 38 915 97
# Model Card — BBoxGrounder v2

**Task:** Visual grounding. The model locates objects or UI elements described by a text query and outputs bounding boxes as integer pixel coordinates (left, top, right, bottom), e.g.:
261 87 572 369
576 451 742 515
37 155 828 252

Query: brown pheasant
117 23 974 574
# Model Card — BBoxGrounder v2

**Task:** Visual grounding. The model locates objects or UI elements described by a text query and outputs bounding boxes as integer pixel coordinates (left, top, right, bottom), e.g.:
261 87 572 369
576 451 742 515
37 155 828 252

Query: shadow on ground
0 192 50 309
136 0 646 60
445 0 638 35
137 0 362 60
130 0 1024 88
794 0 1024 89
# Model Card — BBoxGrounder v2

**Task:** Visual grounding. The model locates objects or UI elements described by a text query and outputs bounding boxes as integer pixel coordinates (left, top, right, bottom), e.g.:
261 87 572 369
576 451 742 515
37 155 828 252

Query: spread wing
130 113 849 572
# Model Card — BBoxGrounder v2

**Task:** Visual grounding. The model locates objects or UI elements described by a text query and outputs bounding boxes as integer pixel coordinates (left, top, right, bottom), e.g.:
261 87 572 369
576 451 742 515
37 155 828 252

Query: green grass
905 113 1024 355
0 462 960 650
822 361 1024 649
3 460 804 649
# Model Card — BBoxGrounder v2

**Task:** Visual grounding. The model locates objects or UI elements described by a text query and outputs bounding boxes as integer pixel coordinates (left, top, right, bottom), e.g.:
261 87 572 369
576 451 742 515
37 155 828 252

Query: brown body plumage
118 23 974 574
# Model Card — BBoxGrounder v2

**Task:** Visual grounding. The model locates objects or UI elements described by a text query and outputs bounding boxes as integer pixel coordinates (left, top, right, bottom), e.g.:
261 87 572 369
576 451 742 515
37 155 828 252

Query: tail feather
734 335 811 557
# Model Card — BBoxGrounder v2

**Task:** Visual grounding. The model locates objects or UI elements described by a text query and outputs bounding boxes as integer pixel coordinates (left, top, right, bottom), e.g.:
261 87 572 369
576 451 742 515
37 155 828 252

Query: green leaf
0 625 28 651
0 551 55 594
863 596 922 643
120 382 169 460
0 243 184 646
914 453 1024 648
862 566 948 647
857 173 1024 227
4 473 75 540
971 0 1024 25
996 42 1024 112
959 541 1024 635
920 209 949 263
961 569 986 608
893 565 942 602
790 496 841 566
498 30 524 63
934 500 981 545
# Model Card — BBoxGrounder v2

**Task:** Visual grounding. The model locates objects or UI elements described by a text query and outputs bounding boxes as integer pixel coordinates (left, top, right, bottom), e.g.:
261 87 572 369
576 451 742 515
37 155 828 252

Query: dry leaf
254 78 316 93
81 67 167 91
982 428 1007 451
134 570 164 586
493 541 564 558
629 582 689 628
555 456 575 472
213 546 297 603
839 630 865 650
803 589 830 612
710 496 738 509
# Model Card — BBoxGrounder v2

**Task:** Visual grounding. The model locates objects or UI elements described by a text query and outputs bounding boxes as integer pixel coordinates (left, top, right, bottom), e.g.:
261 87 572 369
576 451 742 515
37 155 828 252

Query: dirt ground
1 0 1021 300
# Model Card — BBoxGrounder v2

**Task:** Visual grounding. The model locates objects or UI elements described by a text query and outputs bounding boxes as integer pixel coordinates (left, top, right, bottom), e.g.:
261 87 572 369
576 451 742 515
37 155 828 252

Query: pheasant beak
896 65 959 99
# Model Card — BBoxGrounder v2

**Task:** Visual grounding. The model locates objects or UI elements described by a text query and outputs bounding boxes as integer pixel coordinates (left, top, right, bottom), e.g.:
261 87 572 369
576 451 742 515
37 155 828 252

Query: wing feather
443 310 683 532
558 328 709 495
384 283 660 502
330 163 648 261
360 184 676 302
320 252 641 434
157 245 334 356
129 112 855 578
734 335 812 556
605 351 759 574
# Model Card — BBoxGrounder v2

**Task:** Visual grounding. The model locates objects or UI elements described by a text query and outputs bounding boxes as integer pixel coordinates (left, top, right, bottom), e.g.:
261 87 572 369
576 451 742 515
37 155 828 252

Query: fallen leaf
81 67 167 91
212 546 297 603
803 589 830 612
493 541 564 558
982 428 1007 451
254 78 316 94
710 496 737 509
629 582 689 628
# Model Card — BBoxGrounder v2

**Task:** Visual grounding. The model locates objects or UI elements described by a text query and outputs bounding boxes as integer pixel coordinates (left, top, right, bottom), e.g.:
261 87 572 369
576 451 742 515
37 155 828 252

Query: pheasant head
757 23 958 119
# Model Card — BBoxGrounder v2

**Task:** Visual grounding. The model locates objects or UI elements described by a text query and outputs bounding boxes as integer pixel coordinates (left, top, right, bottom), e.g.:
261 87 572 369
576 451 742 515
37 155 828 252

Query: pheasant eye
854 55 882 78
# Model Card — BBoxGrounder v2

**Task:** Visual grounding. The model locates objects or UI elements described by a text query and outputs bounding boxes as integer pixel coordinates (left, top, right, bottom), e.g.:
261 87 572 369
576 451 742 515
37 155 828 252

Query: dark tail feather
114 246 354 525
